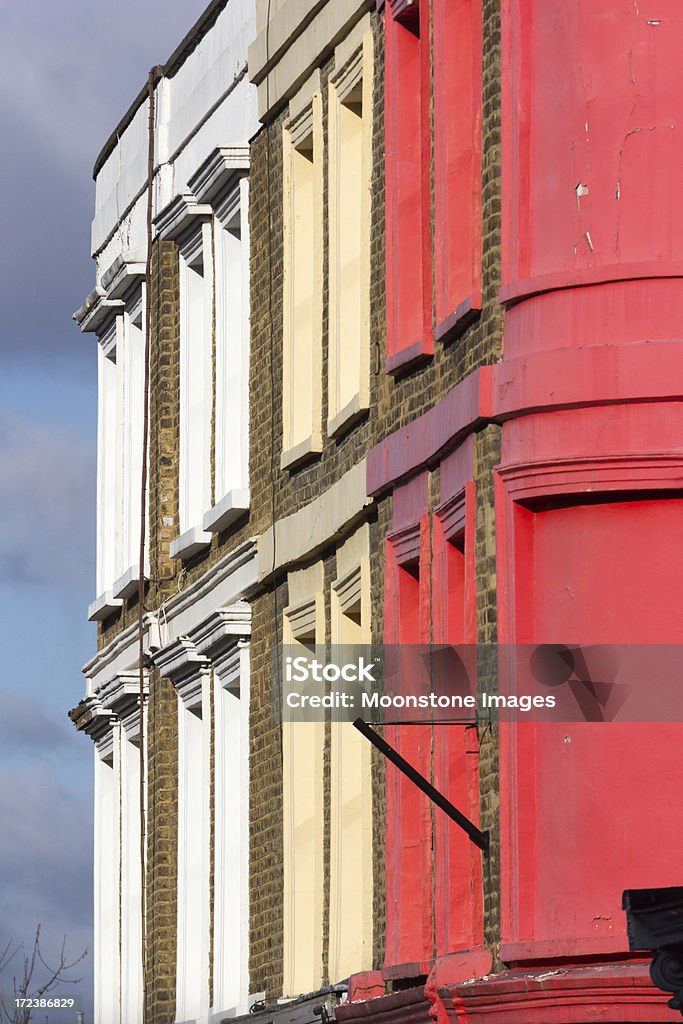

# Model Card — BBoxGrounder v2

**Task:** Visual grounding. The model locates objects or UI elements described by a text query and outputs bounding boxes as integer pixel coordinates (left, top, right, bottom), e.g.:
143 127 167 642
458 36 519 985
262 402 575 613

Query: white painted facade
73 2 259 1022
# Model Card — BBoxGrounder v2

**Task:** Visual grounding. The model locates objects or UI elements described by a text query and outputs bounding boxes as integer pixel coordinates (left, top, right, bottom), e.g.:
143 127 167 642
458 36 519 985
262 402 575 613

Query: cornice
73 249 145 335
386 521 421 568
73 291 124 335
188 603 252 660
188 145 250 206
154 192 212 241
332 564 362 613
97 669 148 718
100 252 146 300
152 635 209 684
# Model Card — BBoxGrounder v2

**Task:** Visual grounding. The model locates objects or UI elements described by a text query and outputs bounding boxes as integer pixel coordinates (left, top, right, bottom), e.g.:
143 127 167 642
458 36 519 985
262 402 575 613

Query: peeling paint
585 230 594 251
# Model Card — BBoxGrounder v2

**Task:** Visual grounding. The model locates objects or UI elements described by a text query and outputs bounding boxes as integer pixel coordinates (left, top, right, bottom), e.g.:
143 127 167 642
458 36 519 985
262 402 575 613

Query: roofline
92 0 231 180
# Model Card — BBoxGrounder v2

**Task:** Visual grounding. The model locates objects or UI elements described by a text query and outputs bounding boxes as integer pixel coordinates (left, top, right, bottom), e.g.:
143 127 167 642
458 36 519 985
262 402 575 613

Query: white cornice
152 635 209 684
78 695 117 743
82 542 257 699
154 192 212 241
74 292 124 335
97 669 148 717
101 253 146 300
74 248 145 334
188 145 250 206
188 603 251 660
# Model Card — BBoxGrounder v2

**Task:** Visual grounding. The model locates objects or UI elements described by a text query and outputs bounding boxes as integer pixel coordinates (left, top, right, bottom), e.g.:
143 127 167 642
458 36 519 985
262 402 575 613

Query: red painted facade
361 0 683 1020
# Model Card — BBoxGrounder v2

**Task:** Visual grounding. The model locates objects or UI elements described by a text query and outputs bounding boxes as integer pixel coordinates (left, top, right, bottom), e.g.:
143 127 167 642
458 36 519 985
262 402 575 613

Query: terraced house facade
71 1 683 1024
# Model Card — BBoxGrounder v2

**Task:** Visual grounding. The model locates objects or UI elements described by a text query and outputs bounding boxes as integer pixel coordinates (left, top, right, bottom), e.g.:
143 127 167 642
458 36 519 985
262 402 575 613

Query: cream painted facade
281 524 374 995
249 0 377 996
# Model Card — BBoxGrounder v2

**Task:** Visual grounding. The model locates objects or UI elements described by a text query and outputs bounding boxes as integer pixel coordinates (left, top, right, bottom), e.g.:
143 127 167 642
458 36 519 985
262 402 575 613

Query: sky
0 1 208 1016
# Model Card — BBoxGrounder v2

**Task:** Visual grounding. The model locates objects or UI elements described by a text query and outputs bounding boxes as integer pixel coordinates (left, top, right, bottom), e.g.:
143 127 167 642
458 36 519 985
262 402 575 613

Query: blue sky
0 0 208 1014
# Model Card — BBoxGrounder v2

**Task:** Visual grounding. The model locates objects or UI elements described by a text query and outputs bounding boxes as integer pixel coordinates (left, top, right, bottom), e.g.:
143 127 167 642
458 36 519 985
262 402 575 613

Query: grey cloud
0 691 75 757
0 410 95 588
0 0 208 364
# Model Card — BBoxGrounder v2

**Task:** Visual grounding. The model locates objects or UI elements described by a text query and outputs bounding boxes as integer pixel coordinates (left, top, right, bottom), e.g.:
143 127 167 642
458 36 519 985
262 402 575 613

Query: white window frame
94 728 121 1024
95 321 120 604
91 285 149 619
176 664 212 1024
203 177 251 535
120 708 146 1024
281 93 324 470
212 639 250 1018
172 220 214 561
116 288 148 597
327 32 374 437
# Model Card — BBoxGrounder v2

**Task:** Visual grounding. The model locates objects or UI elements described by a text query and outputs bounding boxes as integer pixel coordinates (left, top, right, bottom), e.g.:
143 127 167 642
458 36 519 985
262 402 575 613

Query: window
432 481 482 957
282 95 324 469
212 640 250 1016
94 737 120 1024
120 717 144 1024
91 286 148 620
282 563 325 995
385 0 433 372
327 33 374 436
329 526 373 982
173 222 213 559
433 0 482 340
176 669 211 1023
384 511 433 966
96 321 120 604
119 292 147 592
210 178 251 527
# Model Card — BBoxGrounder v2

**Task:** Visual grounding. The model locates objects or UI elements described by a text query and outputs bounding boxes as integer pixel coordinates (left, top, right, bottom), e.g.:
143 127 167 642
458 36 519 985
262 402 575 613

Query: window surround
155 194 215 563
385 0 434 374
94 728 120 1024
154 636 212 1024
210 635 250 1019
89 277 149 621
327 32 374 438
281 88 324 471
282 563 325 996
174 219 214 561
329 526 373 983
188 147 252 537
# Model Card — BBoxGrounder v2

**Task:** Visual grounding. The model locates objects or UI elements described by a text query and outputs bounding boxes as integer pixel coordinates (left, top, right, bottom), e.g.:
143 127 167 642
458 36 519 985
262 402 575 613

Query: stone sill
280 432 323 471
88 589 123 622
203 488 250 534
170 525 212 561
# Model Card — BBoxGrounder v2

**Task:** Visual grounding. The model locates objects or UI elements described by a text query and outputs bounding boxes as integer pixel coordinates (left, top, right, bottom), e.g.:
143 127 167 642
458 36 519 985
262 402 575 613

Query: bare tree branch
0 925 87 1024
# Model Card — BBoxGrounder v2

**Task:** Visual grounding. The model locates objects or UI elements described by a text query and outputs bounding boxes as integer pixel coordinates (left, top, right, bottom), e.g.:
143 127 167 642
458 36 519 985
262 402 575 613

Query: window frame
281 94 324 470
327 32 374 437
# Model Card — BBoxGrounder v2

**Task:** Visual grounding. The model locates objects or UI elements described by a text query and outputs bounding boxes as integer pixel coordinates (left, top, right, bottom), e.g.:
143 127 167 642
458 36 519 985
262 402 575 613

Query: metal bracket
353 718 489 853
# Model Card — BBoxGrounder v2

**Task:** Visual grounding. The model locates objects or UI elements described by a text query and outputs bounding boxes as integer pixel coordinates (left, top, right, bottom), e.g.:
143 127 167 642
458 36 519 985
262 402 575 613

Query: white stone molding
257 461 371 580
154 192 212 242
188 145 250 206
88 589 124 623
203 489 251 535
